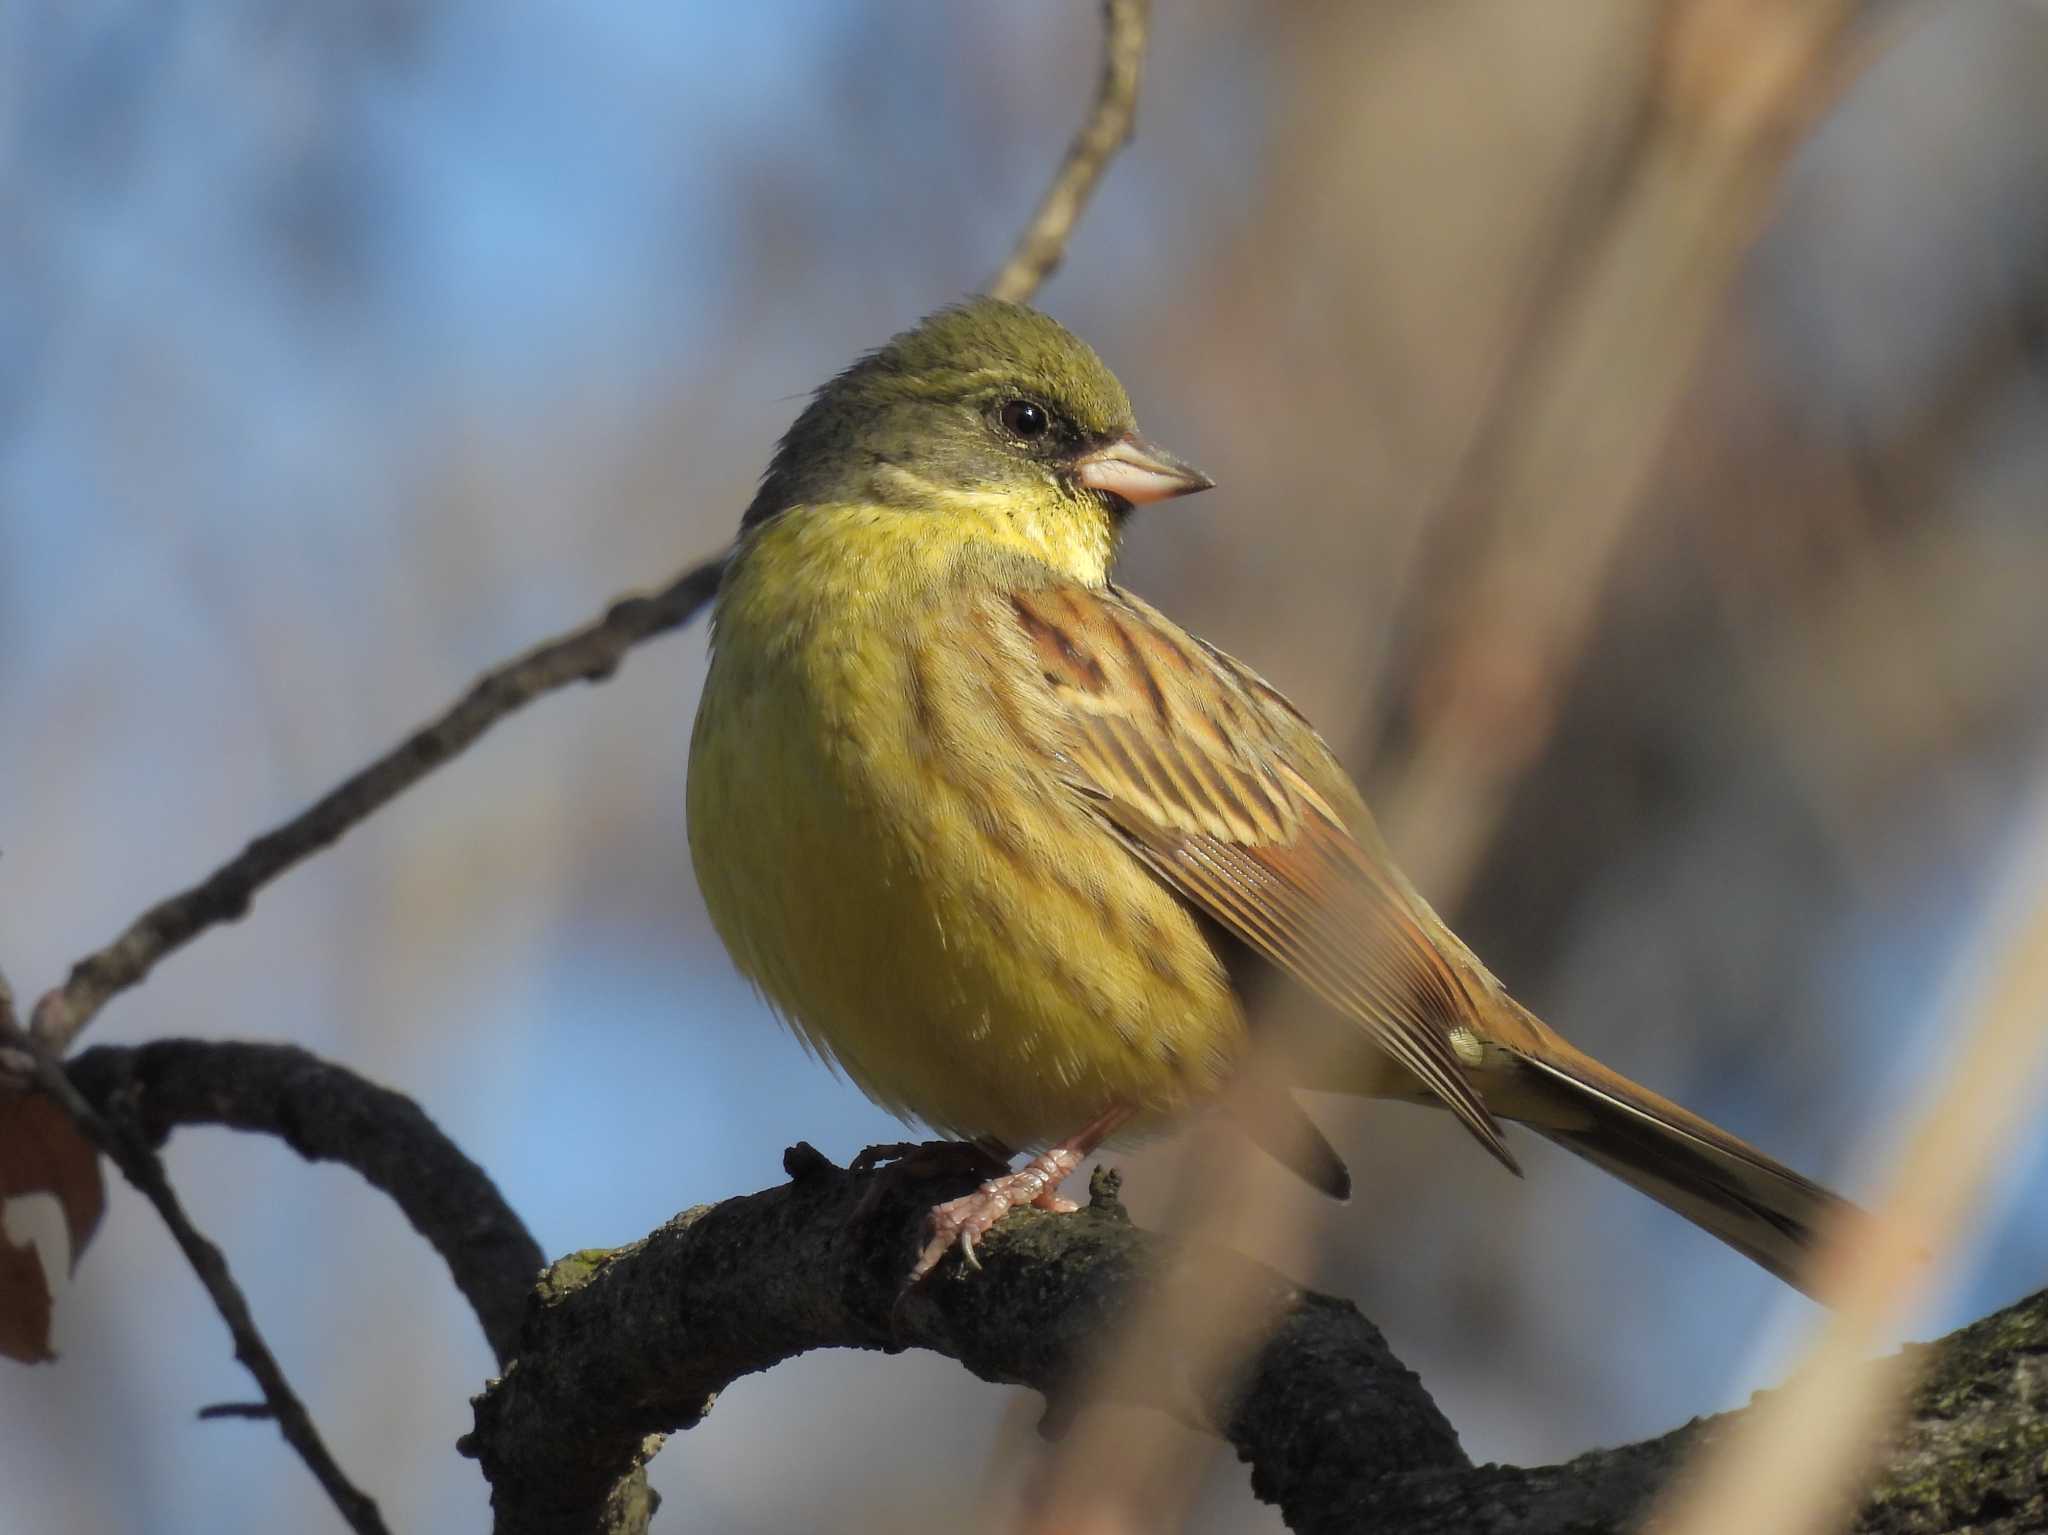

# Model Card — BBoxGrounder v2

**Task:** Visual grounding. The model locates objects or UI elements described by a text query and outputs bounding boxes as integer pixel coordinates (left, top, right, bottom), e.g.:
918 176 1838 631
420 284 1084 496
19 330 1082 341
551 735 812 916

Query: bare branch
463 1148 1466 1535
462 1140 2048 1535
31 557 726 1057
22 1042 391 1535
66 1039 543 1366
985 0 1151 303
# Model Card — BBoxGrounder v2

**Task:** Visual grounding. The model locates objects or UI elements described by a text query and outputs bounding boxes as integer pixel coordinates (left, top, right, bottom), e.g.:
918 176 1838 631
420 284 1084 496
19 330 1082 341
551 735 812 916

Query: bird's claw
908 1148 1087 1284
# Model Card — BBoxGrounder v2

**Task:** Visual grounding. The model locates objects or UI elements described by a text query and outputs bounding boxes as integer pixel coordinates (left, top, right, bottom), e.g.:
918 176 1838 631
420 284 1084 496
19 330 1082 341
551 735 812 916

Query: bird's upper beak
1071 433 1215 505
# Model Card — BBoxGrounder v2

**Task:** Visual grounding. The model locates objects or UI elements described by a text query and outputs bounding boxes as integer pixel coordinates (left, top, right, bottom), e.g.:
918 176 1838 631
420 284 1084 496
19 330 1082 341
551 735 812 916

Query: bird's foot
845 1138 1012 1233
910 1146 1086 1283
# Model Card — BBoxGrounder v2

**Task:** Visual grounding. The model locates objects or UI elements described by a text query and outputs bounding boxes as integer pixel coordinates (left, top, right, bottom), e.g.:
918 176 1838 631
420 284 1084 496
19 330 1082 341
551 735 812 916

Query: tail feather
1503 1044 1848 1299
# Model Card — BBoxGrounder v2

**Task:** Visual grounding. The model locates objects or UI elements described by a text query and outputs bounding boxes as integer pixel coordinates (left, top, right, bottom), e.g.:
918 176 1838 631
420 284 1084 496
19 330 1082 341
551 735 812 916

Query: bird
687 297 1849 1294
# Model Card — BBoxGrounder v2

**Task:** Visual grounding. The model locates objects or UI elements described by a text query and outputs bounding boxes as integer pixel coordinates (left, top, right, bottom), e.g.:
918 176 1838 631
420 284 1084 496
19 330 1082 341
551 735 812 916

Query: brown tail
1498 1033 1849 1300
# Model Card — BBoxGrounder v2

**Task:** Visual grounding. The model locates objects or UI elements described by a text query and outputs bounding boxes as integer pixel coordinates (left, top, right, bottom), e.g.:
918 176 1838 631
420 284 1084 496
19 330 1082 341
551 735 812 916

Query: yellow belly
686 514 1245 1150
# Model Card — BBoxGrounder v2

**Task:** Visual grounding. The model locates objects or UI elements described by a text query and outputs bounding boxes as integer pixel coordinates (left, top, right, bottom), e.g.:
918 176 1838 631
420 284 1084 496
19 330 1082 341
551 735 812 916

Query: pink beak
1072 434 1214 506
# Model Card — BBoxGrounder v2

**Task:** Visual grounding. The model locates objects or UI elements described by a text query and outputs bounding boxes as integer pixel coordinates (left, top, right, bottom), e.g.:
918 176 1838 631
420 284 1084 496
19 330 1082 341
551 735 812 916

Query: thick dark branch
66 1039 543 1366
1326 1283 2048 1535
42 1028 2040 1534
465 1140 2048 1535
463 1147 1466 1535
30 557 727 1058
985 0 1150 303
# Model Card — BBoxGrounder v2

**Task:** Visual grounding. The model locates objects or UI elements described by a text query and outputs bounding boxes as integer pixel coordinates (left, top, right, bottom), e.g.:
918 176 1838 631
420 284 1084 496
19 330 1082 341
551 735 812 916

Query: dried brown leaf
0 1091 107 1363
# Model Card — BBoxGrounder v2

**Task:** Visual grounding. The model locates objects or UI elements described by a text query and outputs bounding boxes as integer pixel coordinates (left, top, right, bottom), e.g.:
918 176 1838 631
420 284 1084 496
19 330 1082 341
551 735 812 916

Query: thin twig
985 0 1150 303
25 1047 391 1535
30 556 727 1056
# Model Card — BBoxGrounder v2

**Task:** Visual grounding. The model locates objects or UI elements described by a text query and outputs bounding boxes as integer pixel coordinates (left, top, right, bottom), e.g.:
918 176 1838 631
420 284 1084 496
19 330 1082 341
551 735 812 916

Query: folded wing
999 582 1516 1172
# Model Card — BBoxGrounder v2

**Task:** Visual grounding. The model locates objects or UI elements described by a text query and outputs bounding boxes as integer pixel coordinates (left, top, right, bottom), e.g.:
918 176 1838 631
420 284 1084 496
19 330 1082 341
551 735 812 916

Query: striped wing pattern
1002 583 1515 1170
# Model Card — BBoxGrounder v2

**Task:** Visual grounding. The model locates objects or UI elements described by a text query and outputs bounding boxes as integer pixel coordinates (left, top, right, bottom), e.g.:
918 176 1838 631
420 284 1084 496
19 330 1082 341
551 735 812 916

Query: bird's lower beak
1072 434 1215 505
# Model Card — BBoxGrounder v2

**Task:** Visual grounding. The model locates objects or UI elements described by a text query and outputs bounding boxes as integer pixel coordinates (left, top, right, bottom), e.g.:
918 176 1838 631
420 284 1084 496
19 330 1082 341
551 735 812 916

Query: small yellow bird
689 298 1847 1292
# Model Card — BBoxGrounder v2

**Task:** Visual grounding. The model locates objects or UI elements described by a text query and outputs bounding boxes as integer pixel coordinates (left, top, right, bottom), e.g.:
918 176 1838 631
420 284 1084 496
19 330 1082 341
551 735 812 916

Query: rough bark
461 1138 2046 1535
462 1145 1464 1535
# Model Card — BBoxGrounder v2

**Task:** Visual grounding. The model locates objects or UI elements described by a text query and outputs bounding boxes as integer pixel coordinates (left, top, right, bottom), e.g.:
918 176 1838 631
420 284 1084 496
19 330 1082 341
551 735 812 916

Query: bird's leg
911 1105 1132 1282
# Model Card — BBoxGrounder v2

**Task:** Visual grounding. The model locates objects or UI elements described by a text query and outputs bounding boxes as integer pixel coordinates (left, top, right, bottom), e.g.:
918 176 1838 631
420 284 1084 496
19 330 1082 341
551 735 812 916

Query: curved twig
985 0 1151 303
66 1039 543 1366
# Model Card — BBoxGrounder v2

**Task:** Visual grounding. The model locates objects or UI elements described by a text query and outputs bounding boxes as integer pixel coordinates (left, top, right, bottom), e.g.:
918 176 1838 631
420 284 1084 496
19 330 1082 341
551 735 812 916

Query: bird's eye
998 399 1051 439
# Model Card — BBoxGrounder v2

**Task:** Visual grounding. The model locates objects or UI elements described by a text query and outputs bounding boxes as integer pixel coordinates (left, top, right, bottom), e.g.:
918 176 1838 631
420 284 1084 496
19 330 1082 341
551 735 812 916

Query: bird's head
742 299 1211 574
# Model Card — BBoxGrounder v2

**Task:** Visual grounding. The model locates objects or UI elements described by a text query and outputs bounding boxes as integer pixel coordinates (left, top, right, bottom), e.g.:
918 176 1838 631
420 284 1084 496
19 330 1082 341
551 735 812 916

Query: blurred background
4 1 2047 1530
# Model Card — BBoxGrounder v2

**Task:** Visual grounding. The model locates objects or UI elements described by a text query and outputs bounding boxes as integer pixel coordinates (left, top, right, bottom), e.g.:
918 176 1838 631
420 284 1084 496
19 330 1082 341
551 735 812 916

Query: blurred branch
1845 280 2046 530
985 0 1150 303
462 1138 2048 1535
463 1147 1466 1535
1371 0 1875 901
1658 777 2048 1535
0 993 390 1535
65 1038 543 1366
1681 273 2048 862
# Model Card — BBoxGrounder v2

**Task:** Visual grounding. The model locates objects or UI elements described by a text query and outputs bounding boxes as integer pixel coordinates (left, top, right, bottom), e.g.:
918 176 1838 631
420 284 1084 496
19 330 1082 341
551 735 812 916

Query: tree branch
19 1040 392 1535
40 1031 2046 1534
985 0 1150 303
65 1039 543 1367
1327 1280 2048 1535
463 1147 1466 1535
29 558 727 1060
463 1141 2048 1535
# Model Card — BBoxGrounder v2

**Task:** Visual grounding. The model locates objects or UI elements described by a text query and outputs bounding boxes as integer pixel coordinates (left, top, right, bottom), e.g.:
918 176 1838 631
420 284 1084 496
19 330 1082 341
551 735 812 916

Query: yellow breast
686 506 1244 1149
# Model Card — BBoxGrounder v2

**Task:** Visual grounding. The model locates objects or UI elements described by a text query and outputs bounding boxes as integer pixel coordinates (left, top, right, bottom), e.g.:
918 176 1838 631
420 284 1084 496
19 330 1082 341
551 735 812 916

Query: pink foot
911 1147 1086 1282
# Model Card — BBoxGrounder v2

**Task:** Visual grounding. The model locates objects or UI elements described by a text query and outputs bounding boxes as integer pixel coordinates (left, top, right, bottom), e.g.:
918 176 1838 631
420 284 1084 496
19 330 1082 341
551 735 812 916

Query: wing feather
1001 583 1516 1170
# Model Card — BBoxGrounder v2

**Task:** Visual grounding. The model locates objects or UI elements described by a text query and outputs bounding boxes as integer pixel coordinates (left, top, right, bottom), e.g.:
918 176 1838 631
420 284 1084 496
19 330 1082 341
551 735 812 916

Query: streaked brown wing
1001 582 1515 1171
